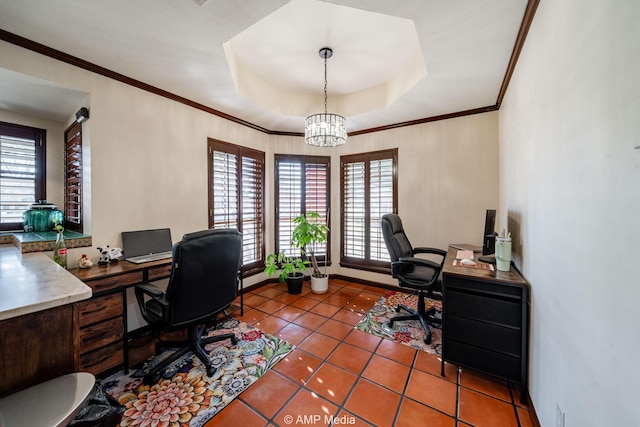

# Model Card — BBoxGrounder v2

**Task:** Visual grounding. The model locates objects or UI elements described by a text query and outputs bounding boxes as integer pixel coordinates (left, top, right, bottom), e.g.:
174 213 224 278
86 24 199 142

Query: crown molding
0 1 538 136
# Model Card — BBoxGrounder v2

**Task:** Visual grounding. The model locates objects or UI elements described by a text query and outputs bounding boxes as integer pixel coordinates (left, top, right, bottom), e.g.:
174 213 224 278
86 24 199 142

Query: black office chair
381 214 447 344
134 228 242 384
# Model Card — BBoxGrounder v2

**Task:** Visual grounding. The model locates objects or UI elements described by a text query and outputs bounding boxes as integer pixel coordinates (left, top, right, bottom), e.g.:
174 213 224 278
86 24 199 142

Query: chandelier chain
324 54 328 114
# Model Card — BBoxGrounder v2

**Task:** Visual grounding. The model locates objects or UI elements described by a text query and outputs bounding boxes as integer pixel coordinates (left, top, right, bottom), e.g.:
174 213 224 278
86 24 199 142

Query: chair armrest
412 247 447 257
135 283 165 298
134 283 168 323
397 256 442 270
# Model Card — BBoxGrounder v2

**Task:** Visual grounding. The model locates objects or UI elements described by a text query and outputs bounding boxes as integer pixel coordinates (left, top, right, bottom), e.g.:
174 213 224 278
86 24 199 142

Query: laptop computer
121 228 173 264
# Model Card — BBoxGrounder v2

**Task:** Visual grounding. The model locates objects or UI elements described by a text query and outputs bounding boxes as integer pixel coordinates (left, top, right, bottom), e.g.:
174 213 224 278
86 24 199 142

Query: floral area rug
355 290 442 355
101 318 294 427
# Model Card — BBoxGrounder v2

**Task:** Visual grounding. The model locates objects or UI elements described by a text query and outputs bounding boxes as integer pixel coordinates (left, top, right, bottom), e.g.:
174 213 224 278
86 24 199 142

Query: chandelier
304 47 347 147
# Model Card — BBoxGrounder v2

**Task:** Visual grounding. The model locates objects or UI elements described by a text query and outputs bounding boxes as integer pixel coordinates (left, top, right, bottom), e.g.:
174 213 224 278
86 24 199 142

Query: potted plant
264 251 308 295
291 212 329 294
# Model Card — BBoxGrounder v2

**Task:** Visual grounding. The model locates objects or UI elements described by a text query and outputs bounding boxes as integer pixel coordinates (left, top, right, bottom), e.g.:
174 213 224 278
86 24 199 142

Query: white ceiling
0 0 530 133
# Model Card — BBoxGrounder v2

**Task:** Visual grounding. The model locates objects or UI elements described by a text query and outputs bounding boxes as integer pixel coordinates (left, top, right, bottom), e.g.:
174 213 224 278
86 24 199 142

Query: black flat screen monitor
482 209 497 256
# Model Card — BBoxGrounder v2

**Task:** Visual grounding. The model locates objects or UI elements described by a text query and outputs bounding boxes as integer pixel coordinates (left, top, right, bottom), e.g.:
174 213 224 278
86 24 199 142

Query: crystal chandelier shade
305 113 347 147
304 47 347 147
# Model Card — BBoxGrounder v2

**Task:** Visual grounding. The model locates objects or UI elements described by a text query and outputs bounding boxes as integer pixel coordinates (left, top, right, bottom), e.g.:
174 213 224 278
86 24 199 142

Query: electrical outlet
556 403 565 427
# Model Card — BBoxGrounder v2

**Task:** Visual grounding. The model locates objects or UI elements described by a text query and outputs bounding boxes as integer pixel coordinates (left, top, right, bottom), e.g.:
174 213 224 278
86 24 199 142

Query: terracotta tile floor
128 279 536 427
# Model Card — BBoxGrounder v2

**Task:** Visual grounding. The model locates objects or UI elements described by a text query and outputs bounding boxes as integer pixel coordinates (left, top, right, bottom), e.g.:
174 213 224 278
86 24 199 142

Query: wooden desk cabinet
75 291 125 374
70 260 172 375
0 305 75 397
441 247 529 402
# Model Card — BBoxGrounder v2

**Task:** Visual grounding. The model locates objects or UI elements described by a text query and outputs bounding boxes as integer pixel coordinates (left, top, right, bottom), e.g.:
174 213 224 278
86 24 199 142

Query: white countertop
0 246 92 321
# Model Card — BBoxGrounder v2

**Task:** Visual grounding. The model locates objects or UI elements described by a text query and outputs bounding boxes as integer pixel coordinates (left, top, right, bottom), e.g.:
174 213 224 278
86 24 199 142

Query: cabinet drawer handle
84 305 108 315
87 353 109 367
87 330 109 341
95 280 118 290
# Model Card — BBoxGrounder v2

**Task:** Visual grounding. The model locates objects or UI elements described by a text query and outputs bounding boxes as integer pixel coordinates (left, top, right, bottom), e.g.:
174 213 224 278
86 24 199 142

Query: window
275 155 330 262
0 122 46 231
208 139 265 276
340 148 397 272
64 122 83 232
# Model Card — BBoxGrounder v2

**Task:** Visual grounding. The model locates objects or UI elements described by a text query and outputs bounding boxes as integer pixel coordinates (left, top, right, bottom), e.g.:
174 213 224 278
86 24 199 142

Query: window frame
340 148 398 273
207 138 265 277
0 122 46 231
274 154 331 265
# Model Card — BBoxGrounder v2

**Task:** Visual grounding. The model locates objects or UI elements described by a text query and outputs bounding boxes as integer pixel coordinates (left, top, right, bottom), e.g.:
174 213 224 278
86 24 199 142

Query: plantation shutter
340 149 397 271
342 161 366 259
64 122 83 232
211 149 238 229
304 161 329 260
209 139 265 275
275 155 330 260
0 122 45 231
240 154 264 268
369 157 394 262
275 158 302 257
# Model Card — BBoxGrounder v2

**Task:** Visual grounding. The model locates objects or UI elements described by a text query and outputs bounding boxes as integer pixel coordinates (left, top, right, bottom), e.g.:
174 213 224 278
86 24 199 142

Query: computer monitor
121 228 173 262
479 209 497 263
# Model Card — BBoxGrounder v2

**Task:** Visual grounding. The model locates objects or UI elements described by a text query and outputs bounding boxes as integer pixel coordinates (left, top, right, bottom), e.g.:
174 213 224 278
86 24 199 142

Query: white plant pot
310 274 329 294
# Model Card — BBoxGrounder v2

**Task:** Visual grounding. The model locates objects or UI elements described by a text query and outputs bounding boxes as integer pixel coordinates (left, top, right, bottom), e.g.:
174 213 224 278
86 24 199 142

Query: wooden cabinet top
69 258 172 281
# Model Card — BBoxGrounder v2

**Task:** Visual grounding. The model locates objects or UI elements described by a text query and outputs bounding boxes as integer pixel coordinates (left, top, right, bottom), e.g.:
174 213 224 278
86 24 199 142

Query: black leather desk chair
381 214 446 344
134 228 242 383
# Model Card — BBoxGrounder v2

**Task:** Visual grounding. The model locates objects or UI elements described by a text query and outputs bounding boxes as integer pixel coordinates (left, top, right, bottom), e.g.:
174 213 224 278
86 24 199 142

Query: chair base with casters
384 289 441 344
143 322 237 385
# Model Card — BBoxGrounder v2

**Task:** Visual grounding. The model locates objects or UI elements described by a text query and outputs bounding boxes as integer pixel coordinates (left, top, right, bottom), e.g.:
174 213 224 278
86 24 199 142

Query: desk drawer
77 293 122 325
445 290 521 328
443 339 522 382
445 315 521 356
148 264 172 281
79 341 124 375
445 276 523 299
78 316 123 353
85 271 143 293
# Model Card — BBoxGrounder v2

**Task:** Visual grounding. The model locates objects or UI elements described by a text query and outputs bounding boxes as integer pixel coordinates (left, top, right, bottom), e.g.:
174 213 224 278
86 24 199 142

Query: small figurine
97 245 123 265
78 253 93 269
97 246 110 265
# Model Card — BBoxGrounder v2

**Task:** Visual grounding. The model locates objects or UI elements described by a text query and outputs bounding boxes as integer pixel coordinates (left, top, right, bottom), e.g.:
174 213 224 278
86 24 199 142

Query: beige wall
499 0 640 425
331 113 499 285
0 40 499 290
0 40 269 271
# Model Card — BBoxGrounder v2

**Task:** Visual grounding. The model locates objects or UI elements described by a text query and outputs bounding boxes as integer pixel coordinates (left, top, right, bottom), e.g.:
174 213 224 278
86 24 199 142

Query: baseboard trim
242 274 398 294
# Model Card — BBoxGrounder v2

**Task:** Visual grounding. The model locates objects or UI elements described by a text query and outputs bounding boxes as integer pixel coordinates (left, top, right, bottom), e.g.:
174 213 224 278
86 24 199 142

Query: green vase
54 233 67 269
22 201 64 232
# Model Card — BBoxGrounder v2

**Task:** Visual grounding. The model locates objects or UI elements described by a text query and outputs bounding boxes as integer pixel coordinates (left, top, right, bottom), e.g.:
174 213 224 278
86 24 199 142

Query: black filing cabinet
441 250 529 403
